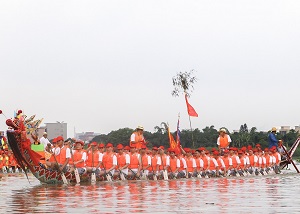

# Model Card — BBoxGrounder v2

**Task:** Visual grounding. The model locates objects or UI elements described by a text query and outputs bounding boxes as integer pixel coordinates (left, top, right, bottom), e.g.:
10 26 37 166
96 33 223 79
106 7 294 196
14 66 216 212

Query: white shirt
191 158 197 168
125 153 130 164
211 158 219 167
52 146 71 159
146 155 151 165
217 157 225 168
130 133 144 142
166 157 181 167
199 158 204 168
181 157 187 169
157 156 162 165
112 155 117 165
244 156 250 165
99 153 104 162
234 156 241 164
72 150 87 161
40 136 50 149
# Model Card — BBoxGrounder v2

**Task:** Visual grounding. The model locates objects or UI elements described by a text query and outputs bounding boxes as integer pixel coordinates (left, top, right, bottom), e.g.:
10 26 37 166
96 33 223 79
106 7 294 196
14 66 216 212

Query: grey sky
1 1 299 137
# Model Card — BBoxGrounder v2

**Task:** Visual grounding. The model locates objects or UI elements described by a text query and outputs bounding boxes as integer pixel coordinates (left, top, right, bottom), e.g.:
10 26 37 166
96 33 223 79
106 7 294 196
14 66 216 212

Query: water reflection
1 173 300 213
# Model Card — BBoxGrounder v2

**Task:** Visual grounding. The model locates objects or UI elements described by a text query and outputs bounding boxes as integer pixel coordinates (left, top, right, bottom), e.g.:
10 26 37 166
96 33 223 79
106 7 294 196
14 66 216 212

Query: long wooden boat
4 114 299 184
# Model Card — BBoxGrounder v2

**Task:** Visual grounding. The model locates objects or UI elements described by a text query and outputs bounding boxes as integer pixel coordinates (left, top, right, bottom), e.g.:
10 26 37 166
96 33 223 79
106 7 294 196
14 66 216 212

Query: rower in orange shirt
176 151 187 178
69 140 86 175
271 146 281 174
0 151 5 173
247 148 257 175
149 147 159 179
184 148 196 178
8 150 17 173
221 150 232 176
46 136 71 172
208 151 220 177
101 143 117 177
194 149 204 177
139 145 151 178
128 144 140 179
114 144 130 179
166 149 180 178
229 147 241 176
237 150 247 176
85 142 101 175
199 147 210 177
157 146 168 179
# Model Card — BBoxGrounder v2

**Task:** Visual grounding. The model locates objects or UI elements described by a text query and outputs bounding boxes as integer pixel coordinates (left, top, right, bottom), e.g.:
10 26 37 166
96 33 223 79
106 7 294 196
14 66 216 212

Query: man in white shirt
40 132 51 150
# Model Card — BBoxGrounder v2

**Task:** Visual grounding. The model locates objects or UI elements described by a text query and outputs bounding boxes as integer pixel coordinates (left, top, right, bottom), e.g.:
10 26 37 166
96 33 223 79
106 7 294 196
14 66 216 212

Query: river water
1 170 300 213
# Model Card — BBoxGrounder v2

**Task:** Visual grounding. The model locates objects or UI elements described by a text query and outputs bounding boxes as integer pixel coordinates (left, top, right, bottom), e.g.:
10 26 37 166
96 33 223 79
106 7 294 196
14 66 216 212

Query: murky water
1 170 300 213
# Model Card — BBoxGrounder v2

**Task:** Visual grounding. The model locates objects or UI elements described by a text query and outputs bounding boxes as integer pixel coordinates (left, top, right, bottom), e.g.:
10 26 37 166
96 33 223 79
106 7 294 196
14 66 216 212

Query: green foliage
92 128 134 146
91 123 299 150
171 70 197 97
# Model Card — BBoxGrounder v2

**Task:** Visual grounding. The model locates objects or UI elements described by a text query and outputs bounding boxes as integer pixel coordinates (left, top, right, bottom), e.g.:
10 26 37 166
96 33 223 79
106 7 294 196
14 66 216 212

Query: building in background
75 132 101 144
295 126 300 133
278 126 300 135
45 122 67 140
279 126 291 135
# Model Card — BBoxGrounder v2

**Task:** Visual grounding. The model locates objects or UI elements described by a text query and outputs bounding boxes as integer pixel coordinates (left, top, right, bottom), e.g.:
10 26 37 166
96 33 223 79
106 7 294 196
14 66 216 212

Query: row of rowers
45 136 282 178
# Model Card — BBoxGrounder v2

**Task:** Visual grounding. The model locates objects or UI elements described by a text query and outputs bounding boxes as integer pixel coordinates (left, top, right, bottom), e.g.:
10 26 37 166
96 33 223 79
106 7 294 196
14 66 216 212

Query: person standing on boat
268 127 279 149
217 128 231 152
130 126 145 150
40 132 51 150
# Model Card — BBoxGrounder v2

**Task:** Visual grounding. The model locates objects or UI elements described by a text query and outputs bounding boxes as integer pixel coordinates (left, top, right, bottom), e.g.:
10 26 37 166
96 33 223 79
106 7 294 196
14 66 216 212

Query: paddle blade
91 172 96 183
163 170 168 180
61 173 68 185
74 168 80 184
120 173 126 181
106 174 112 182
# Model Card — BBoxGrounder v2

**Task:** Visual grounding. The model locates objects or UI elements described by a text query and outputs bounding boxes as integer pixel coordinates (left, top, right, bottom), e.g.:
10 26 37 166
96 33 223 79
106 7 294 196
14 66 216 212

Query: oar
139 154 148 180
52 148 68 185
91 150 96 183
117 163 126 181
160 155 168 180
70 145 80 184
101 162 112 182
150 157 157 180
129 168 140 180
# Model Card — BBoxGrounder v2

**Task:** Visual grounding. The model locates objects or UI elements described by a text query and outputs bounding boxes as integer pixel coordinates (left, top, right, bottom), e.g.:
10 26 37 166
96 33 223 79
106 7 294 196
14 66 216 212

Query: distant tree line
92 123 299 149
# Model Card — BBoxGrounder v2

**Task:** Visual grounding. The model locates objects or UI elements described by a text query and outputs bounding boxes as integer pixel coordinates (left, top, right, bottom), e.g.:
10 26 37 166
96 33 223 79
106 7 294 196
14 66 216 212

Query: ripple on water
1 172 300 213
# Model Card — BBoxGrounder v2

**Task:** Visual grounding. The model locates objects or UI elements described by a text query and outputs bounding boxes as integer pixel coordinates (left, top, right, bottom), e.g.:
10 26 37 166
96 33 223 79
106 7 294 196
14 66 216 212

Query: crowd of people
0 136 20 173
42 126 284 181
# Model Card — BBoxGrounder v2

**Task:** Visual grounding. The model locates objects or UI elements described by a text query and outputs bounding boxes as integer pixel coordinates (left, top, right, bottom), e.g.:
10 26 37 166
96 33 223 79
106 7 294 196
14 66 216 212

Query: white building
45 122 67 140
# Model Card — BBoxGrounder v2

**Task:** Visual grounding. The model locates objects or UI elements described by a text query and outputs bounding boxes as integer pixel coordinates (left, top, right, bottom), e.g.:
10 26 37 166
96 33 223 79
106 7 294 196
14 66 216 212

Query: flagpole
184 92 196 148
188 115 194 148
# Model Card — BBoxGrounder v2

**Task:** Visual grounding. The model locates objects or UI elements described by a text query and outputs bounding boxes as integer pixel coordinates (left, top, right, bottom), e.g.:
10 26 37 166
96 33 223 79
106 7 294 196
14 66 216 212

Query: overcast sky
0 1 299 137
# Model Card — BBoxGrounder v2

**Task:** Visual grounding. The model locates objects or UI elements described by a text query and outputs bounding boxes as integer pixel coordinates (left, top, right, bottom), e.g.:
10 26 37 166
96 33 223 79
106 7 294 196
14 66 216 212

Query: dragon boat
4 112 300 184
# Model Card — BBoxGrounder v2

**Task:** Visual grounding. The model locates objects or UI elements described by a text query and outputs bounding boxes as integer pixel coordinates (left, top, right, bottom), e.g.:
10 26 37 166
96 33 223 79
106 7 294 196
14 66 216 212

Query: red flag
185 94 198 117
